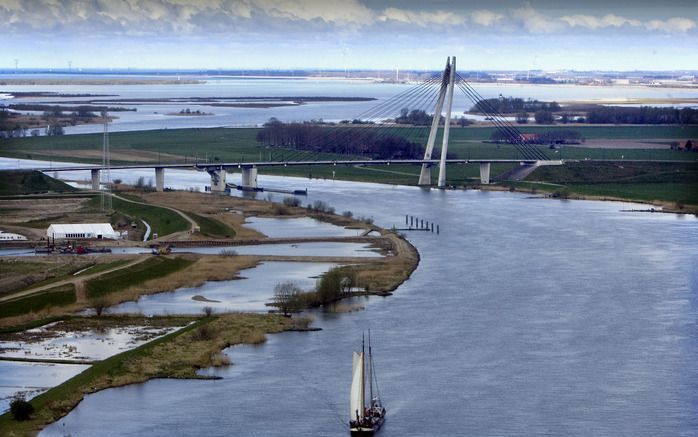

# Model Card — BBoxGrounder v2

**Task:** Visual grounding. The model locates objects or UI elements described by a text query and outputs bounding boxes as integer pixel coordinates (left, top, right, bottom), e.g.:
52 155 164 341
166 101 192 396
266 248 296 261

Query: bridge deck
14 159 565 172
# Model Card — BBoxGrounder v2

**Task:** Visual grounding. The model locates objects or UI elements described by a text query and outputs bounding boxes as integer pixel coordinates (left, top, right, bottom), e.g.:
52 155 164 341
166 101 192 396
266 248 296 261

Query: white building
0 231 27 241
47 223 119 240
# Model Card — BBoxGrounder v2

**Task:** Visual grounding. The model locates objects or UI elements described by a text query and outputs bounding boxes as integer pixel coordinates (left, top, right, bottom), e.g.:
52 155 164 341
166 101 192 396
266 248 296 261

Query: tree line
471 97 561 114
490 129 584 144
585 106 698 125
256 118 424 159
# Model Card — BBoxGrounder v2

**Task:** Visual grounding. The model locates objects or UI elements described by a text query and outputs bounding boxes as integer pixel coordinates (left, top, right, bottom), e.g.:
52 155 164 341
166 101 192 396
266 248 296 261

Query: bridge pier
241 167 258 189
479 163 491 185
418 165 433 186
91 169 100 190
437 56 456 188
207 168 227 193
155 167 165 192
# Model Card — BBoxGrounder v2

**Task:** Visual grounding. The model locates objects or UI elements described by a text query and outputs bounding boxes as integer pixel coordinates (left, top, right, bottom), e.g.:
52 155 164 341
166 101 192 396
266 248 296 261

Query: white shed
47 223 119 240
0 231 27 241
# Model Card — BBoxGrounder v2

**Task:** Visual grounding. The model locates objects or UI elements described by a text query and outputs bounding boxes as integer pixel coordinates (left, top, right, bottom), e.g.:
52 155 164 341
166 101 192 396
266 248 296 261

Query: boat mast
368 329 373 404
362 332 366 410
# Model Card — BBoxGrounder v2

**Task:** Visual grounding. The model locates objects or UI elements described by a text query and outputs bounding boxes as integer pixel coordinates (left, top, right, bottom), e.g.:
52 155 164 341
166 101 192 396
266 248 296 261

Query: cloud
509 3 565 34
253 0 373 26
470 10 503 27
644 17 696 33
560 13 641 29
1 0 696 38
379 7 466 27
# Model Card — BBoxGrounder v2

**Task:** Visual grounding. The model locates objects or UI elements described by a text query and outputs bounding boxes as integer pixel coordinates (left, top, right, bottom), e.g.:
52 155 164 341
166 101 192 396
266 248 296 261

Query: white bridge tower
419 56 456 188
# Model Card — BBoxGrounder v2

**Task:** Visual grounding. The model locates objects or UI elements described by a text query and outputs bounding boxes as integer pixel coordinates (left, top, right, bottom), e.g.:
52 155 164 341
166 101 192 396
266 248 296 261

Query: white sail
350 351 365 421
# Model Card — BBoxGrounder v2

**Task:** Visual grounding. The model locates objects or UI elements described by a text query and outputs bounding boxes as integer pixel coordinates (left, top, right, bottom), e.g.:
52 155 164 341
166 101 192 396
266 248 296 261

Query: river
29 165 697 436
2 76 697 134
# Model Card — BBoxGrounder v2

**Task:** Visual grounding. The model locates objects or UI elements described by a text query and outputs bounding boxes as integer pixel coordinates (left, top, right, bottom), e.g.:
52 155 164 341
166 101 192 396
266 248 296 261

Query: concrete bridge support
241 167 258 189
208 168 227 193
91 169 100 190
479 163 491 185
437 56 456 188
155 167 165 192
419 58 450 186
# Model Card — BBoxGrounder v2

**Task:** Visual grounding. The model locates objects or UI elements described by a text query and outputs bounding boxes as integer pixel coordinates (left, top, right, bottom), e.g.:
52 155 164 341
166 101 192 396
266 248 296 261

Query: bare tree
91 298 109 316
271 281 304 316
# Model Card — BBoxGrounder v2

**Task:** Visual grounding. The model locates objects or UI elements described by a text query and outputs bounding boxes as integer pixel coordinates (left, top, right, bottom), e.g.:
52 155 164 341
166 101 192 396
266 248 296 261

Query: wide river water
2 76 697 134
26 163 697 436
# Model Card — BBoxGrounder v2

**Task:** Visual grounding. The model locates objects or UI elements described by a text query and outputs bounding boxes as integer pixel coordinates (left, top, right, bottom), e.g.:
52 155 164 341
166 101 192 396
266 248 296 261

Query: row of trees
395 108 434 126
471 97 561 114
585 106 698 125
0 125 64 138
490 129 584 144
256 118 424 159
271 266 360 315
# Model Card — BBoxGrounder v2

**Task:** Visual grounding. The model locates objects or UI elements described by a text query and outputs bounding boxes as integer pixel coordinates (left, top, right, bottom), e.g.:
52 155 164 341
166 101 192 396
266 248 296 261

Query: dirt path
110 193 199 239
0 256 148 303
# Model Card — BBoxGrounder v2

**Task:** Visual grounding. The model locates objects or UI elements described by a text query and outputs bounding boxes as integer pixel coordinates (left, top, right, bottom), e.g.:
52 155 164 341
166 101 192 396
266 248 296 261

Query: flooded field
106 261 339 315
0 322 184 362
244 216 363 238
172 242 382 258
0 361 89 413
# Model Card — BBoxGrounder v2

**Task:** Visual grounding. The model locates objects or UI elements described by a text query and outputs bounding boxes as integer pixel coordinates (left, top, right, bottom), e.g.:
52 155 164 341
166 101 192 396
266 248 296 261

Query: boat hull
350 417 384 436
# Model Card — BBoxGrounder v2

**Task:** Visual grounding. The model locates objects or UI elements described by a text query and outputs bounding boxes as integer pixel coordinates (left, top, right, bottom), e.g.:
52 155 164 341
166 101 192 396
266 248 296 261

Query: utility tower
101 112 112 210
418 56 456 188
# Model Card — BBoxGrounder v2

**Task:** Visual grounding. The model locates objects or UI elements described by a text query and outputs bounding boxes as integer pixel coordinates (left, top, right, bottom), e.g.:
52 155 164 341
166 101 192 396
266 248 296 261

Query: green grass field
0 170 77 195
1 125 696 206
190 213 235 238
1 125 696 164
0 284 76 319
85 257 193 298
86 196 189 237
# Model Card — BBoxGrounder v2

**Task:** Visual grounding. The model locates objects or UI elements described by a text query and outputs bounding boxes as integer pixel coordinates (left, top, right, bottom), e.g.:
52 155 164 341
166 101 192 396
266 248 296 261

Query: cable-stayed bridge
17 57 565 192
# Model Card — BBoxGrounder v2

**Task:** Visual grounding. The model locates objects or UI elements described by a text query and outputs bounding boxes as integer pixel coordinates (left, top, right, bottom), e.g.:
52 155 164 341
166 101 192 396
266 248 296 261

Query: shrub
191 324 215 341
315 267 356 304
341 211 353 218
10 397 34 421
91 297 109 316
273 204 289 215
283 196 301 207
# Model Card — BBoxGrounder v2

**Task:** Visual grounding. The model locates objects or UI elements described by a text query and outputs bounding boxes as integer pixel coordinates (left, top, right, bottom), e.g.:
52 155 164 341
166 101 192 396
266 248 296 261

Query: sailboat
349 331 385 436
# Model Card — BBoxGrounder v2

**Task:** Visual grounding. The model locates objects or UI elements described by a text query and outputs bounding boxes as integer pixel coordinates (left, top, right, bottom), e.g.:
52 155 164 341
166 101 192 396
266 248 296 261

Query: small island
166 108 214 116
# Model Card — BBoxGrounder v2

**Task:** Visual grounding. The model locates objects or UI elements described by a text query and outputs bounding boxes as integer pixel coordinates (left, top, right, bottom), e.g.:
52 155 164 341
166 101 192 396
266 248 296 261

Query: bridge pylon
419 56 456 187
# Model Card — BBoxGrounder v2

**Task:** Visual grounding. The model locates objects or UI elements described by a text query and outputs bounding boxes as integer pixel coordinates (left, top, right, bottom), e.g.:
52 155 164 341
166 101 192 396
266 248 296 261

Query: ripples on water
36 174 697 437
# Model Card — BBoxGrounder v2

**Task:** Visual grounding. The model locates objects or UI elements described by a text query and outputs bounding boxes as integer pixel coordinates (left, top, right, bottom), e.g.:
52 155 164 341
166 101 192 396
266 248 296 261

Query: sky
1 0 697 71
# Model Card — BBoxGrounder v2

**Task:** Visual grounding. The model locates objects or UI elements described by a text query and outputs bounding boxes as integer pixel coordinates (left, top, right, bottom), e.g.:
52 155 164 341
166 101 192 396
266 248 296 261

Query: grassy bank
528 161 698 206
0 171 76 195
0 313 308 436
0 284 75 319
189 212 236 238
85 256 193 298
86 195 189 237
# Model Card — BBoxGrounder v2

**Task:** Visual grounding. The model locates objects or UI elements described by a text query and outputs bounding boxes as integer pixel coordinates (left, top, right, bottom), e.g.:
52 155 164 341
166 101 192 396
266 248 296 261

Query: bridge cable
455 74 549 160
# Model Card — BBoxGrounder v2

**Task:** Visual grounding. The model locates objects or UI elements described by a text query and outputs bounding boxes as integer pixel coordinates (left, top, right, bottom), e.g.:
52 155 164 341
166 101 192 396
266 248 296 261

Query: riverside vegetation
0 178 419 436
